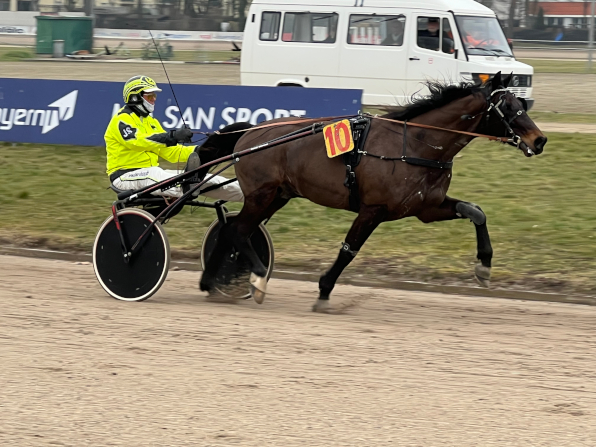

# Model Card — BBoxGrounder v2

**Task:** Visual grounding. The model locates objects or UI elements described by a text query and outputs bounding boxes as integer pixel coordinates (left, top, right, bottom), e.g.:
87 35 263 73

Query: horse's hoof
199 272 213 292
249 272 267 304
475 264 491 288
205 289 241 304
312 299 331 313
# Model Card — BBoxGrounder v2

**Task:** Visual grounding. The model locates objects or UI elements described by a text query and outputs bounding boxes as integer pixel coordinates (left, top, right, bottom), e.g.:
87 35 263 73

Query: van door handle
409 57 420 61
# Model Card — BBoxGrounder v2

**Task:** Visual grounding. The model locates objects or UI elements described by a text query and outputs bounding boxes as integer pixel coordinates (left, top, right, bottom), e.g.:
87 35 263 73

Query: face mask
142 97 155 113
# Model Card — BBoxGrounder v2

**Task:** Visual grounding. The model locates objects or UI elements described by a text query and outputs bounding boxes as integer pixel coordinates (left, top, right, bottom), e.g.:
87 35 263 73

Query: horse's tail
197 122 254 171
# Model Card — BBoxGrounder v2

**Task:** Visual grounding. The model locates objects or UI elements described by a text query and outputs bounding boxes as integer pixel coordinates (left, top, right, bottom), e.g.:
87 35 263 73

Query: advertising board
0 78 362 146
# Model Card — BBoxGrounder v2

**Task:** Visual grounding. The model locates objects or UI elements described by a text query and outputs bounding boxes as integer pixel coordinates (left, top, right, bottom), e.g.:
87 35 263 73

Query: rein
192 113 512 143
190 87 528 170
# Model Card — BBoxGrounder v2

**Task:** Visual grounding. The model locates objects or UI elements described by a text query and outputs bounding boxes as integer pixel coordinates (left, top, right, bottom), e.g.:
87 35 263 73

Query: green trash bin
36 16 93 55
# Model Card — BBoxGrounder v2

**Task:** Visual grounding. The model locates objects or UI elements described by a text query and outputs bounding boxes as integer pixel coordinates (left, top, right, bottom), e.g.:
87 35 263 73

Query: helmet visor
142 91 158 104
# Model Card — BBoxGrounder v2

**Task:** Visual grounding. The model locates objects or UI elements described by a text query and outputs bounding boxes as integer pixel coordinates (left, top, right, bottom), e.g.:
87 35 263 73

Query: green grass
123 49 238 62
529 111 596 124
519 58 596 74
0 46 237 62
0 134 595 294
0 49 34 61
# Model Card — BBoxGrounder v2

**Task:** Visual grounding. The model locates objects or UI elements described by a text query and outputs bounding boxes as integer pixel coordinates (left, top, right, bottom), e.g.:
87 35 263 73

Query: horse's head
478 72 547 157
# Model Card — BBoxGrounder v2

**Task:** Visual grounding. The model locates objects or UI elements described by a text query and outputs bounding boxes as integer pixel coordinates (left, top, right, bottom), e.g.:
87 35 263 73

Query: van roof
250 0 495 16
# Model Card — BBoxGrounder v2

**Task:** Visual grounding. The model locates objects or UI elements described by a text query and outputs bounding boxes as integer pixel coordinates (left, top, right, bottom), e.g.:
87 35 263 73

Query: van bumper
525 98 534 111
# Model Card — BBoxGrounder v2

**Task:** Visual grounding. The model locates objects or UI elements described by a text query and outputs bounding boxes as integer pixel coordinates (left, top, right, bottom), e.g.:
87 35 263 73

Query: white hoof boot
249 272 267 304
312 299 331 313
475 264 491 288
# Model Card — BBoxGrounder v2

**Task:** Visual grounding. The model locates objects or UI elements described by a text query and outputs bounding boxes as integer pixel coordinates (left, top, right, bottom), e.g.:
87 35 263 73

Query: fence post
589 0 595 71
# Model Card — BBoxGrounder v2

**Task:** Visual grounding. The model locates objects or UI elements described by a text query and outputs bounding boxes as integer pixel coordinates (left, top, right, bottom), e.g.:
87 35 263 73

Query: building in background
529 1 593 28
1 0 593 33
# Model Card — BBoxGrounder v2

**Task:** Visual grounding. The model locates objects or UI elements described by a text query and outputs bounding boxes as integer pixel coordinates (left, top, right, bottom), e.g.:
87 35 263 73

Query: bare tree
184 0 197 17
236 0 249 24
508 0 517 37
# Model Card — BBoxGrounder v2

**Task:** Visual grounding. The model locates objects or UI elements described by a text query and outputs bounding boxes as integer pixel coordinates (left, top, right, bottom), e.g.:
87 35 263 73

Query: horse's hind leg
313 205 388 312
416 196 493 287
231 193 289 303
200 186 288 303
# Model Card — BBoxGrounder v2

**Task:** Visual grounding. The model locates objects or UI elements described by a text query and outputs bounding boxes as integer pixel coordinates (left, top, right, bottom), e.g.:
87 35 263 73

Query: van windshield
455 16 512 57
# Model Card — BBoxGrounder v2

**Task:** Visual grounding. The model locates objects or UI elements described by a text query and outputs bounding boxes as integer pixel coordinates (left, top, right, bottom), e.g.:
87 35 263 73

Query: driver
464 23 494 49
105 75 244 201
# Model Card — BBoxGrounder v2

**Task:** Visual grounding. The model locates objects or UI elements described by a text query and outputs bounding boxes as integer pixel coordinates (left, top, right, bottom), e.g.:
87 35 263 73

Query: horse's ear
502 72 513 87
491 72 502 90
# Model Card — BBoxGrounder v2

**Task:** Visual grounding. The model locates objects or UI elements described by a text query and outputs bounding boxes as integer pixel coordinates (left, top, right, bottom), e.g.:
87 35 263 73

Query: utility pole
84 0 93 16
589 0 595 71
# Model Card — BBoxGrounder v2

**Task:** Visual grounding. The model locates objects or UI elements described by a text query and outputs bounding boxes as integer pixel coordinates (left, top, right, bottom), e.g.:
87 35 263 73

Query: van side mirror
454 49 458 59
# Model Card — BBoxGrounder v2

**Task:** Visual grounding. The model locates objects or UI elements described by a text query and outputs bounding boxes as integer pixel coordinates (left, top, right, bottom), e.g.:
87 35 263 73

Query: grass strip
0 132 595 294
518 58 596 74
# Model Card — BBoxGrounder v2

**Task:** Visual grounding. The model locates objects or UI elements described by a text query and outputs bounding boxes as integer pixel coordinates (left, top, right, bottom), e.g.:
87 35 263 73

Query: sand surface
1 254 595 446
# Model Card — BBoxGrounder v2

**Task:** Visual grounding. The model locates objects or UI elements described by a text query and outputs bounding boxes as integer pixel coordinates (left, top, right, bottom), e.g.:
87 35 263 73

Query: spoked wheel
93 208 170 302
201 212 274 300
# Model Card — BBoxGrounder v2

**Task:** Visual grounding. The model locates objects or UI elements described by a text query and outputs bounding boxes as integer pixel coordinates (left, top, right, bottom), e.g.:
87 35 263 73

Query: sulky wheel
93 208 170 302
201 212 274 300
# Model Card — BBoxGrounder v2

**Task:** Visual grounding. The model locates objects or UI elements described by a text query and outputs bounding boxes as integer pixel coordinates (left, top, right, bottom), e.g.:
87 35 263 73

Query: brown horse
198 72 547 311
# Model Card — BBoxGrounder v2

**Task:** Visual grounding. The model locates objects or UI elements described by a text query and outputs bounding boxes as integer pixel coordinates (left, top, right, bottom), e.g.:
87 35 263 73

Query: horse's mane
382 81 484 121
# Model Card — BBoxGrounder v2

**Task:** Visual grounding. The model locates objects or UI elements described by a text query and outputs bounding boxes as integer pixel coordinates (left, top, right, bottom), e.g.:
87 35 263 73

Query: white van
241 0 534 108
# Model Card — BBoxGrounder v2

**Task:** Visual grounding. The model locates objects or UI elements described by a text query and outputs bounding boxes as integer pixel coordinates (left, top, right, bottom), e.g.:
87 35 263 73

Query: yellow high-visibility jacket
104 106 194 175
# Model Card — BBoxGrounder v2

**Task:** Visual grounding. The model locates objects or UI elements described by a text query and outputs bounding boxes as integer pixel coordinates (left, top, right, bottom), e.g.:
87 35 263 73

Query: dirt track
1 254 595 446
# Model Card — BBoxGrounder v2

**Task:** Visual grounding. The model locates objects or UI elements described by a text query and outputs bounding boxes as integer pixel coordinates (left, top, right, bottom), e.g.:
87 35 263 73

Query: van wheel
277 83 304 88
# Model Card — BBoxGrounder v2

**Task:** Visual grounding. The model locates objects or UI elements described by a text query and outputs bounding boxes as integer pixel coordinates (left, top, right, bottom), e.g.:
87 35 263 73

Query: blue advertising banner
0 78 362 146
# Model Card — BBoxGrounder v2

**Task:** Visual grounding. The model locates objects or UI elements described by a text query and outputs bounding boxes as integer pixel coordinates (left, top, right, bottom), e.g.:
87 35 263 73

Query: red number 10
325 122 351 156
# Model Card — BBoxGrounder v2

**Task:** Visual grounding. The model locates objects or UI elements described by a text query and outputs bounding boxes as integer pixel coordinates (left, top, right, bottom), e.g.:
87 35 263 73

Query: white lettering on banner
163 106 179 128
162 106 308 130
0 91 78 134
196 107 215 129
251 108 273 123
181 107 194 128
221 107 236 126
274 110 290 118
112 103 121 117
236 108 252 122
163 106 217 129
219 107 306 128
14 109 27 125
0 109 15 131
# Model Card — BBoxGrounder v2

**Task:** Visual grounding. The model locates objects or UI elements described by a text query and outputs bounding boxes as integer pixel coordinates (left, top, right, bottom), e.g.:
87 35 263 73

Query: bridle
484 87 533 155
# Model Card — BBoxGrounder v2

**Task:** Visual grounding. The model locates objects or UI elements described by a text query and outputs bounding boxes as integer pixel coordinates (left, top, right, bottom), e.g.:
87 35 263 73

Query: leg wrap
340 242 359 258
455 202 486 226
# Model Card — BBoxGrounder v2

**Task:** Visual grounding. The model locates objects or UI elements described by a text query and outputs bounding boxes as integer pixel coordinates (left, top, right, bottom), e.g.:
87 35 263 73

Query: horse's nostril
534 136 547 153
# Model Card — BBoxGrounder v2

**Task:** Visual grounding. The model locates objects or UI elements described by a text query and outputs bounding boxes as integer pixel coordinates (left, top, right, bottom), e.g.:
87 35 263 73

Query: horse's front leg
313 205 388 312
416 196 493 287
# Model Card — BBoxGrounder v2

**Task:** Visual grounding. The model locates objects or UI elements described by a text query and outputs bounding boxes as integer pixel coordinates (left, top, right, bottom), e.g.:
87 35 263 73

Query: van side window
442 18 455 54
260 12 281 41
417 17 440 51
282 12 339 43
348 15 406 46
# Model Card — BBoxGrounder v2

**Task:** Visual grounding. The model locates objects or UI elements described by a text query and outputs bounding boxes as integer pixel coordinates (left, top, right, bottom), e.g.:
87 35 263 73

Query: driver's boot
182 152 201 196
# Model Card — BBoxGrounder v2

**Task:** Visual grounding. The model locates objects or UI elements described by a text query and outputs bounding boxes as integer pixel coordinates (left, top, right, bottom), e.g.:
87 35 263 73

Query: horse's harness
343 88 529 212
197 88 529 213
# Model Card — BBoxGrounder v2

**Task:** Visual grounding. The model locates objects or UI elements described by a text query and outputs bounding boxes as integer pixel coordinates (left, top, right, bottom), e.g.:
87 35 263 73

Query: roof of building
530 2 593 16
